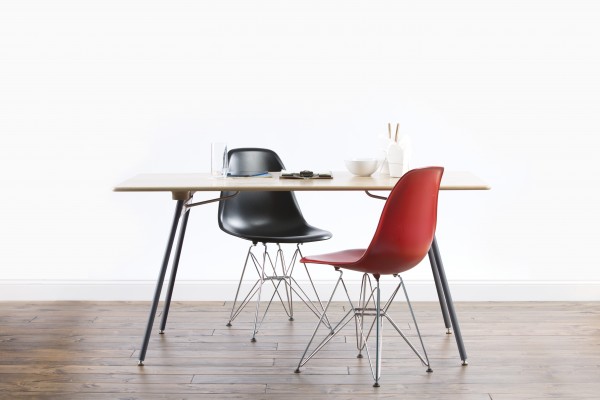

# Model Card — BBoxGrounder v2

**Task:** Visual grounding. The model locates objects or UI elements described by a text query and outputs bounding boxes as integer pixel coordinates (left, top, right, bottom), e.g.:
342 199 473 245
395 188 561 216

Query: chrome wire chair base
226 243 331 341
295 270 432 387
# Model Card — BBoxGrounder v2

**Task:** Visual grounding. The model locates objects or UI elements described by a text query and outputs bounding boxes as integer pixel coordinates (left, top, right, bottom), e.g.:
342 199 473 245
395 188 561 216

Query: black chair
218 148 332 341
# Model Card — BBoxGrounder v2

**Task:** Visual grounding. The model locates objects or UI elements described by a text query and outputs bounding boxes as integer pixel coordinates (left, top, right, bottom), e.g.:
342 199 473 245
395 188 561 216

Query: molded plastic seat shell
301 167 444 276
218 148 332 244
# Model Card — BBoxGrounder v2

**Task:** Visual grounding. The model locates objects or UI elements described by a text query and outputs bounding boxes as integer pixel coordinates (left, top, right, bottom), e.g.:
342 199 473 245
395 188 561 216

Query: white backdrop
1 1 599 300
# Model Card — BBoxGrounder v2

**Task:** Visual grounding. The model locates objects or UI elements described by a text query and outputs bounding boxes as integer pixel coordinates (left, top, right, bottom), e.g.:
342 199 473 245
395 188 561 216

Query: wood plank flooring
1 301 599 399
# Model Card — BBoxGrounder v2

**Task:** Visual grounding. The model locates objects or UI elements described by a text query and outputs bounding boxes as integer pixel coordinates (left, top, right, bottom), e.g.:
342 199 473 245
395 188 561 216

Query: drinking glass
211 142 228 177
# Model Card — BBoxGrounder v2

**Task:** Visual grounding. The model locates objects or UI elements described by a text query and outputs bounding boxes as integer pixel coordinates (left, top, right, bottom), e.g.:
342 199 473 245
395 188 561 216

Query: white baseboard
1 280 599 301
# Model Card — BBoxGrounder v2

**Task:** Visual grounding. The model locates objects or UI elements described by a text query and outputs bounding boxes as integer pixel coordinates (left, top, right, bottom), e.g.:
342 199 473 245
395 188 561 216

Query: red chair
294 167 443 387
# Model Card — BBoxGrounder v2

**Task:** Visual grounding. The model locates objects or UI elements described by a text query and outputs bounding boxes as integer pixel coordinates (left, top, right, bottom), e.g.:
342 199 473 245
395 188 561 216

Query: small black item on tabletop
299 170 314 178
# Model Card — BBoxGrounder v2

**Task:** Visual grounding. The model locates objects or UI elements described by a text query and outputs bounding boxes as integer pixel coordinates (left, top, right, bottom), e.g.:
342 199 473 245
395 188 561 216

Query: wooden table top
114 170 490 200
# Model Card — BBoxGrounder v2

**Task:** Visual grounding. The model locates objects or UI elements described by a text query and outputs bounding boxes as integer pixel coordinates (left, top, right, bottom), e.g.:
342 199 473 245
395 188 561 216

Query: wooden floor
1 301 599 399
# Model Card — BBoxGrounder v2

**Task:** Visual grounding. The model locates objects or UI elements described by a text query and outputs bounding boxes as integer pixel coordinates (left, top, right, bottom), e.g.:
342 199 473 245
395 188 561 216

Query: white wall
1 1 599 301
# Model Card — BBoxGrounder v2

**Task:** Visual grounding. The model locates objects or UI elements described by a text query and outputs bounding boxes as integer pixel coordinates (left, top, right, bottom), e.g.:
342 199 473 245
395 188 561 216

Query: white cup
211 142 228 177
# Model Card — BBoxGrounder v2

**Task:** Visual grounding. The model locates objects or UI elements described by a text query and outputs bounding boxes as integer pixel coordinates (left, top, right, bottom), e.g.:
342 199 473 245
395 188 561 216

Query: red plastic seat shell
300 167 444 276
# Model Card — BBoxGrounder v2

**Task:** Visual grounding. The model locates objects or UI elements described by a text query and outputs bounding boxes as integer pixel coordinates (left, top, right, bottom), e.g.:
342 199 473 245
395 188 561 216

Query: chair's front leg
295 269 352 372
227 244 257 327
251 244 269 342
276 244 294 321
373 276 382 388
355 273 369 358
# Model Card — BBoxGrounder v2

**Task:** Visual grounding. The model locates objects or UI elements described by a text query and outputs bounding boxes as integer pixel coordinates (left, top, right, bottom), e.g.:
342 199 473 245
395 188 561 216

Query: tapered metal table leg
138 200 184 365
428 247 451 332
159 207 191 333
431 236 468 364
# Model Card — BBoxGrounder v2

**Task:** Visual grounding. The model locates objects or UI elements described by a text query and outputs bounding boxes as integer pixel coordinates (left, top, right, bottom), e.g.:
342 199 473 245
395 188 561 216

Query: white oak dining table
114 170 490 366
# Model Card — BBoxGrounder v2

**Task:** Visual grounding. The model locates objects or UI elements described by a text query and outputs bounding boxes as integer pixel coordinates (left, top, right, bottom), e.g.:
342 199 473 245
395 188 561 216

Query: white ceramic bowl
344 158 381 177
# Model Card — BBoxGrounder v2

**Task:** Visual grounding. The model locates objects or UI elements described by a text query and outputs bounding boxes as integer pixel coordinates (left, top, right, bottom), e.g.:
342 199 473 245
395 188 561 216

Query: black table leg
159 207 191 333
138 200 184 366
431 236 468 365
428 247 452 333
